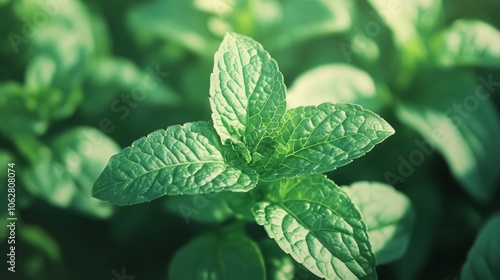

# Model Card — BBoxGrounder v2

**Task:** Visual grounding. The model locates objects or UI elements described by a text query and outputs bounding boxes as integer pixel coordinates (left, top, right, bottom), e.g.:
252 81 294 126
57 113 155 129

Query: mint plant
93 32 397 279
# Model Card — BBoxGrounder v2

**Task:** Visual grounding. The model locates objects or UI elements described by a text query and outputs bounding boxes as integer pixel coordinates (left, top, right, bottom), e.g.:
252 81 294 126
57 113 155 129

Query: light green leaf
93 121 258 205
461 213 500 280
195 0 240 16
396 72 500 202
209 32 287 161
252 175 377 279
169 232 266 280
432 19 500 68
257 103 394 180
286 64 389 112
342 181 414 265
23 127 120 218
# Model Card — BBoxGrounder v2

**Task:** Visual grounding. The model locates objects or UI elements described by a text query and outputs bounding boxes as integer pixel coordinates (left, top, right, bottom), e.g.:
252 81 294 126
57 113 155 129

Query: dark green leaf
461 213 500 280
169 232 266 280
396 72 500 202
286 64 389 112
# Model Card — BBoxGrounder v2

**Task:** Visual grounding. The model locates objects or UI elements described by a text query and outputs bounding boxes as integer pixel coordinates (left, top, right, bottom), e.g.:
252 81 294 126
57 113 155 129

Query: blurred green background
1 0 500 279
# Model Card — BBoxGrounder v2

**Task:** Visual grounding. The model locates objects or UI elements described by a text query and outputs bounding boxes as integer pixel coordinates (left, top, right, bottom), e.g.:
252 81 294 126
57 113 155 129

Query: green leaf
461 213 500 280
392 179 441 280
209 32 287 162
169 232 266 280
366 0 441 87
16 223 62 279
127 0 219 57
166 192 242 224
80 57 180 117
286 64 389 112
252 174 377 279
19 223 61 263
93 121 258 205
26 0 95 92
342 181 414 265
25 55 83 120
259 239 295 280
0 82 77 138
254 0 353 50
396 72 500 202
23 127 120 218
367 0 442 45
432 19 500 68
194 0 241 16
257 103 394 180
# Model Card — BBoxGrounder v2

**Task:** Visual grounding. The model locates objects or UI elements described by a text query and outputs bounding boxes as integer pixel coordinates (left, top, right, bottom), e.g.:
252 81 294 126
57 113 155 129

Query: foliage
93 33 396 279
1 0 499 279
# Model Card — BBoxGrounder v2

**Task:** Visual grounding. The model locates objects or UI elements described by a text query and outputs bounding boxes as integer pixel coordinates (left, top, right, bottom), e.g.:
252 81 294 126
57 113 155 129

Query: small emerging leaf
93 121 258 205
210 32 287 161
252 174 377 279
